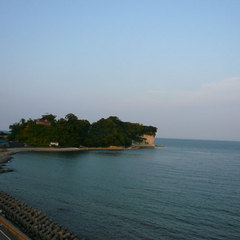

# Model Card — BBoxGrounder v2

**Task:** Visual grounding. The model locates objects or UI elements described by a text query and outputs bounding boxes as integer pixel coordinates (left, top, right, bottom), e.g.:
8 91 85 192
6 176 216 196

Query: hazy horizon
1 1 240 141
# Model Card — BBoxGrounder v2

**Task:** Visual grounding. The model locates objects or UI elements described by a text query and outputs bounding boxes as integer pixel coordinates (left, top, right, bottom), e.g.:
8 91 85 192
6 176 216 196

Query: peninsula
8 114 157 148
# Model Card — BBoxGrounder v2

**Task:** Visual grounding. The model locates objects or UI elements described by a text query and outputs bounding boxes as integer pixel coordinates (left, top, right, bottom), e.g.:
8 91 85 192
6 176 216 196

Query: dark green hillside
9 114 157 147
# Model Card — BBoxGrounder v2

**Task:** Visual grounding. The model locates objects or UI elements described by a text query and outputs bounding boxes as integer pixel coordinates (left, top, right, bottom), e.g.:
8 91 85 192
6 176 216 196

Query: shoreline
0 150 13 173
0 148 84 173
0 152 12 164
0 144 163 238
0 144 163 159
0 145 163 173
1 145 139 156
0 146 135 173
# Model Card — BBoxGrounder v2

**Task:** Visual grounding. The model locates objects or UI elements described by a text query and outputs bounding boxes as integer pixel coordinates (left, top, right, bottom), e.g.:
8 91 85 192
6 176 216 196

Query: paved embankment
6 146 139 153
6 147 81 154
0 190 79 240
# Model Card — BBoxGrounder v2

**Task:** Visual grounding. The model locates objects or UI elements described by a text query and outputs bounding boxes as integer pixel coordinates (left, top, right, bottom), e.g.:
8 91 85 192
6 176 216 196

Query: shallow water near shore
0 138 240 239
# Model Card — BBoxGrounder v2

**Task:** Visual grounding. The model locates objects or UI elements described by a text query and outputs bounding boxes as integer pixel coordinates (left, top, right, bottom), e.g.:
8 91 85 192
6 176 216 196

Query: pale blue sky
1 0 240 140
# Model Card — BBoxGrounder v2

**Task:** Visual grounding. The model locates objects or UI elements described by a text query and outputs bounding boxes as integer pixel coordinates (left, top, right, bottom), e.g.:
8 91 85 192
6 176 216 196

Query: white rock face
132 134 155 147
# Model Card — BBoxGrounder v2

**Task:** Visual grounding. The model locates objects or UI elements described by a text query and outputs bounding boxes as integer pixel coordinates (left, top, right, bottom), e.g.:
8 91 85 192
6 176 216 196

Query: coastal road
0 225 17 240
0 230 12 240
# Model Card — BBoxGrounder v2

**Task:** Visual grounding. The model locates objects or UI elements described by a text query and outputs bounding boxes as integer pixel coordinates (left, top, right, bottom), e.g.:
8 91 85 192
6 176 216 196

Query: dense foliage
9 114 157 147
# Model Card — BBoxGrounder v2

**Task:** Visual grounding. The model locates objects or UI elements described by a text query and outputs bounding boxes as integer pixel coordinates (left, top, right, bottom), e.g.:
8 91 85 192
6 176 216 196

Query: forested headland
9 114 157 147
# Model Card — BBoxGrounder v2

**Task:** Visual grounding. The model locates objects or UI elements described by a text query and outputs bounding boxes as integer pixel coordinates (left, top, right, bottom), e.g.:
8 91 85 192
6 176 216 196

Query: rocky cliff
132 134 155 148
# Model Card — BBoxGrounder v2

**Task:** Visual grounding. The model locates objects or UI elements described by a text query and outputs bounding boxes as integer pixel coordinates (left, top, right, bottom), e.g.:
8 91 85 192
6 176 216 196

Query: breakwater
0 190 79 240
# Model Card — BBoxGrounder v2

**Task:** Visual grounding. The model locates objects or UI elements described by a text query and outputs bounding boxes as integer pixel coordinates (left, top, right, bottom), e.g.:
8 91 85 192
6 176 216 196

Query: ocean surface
0 138 240 240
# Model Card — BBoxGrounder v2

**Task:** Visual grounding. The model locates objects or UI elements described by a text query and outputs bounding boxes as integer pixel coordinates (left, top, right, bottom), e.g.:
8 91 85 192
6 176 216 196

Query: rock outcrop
132 134 155 148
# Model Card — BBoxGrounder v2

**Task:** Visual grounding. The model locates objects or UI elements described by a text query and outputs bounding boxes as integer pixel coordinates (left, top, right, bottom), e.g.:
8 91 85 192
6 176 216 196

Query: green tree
41 114 56 123
9 114 157 147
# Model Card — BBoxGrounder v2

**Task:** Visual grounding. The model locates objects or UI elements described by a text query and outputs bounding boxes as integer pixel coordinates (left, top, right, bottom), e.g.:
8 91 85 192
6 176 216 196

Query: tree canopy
9 114 157 147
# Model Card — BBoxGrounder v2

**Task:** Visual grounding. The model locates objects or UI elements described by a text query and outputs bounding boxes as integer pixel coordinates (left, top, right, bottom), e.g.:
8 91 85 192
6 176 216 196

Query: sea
0 138 240 240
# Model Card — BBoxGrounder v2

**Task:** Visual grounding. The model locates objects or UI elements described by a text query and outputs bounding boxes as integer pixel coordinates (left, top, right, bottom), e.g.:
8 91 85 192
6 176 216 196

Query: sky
1 0 240 141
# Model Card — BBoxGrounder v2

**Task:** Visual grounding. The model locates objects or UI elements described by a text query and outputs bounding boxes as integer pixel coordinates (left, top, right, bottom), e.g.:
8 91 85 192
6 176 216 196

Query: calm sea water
0 138 240 240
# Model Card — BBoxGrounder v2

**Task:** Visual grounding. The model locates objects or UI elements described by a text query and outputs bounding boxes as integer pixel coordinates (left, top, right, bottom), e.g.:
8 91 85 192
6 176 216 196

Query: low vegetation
9 114 157 147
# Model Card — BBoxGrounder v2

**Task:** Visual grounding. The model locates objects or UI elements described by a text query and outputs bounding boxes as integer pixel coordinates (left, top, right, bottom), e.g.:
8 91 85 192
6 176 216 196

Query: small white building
49 142 59 147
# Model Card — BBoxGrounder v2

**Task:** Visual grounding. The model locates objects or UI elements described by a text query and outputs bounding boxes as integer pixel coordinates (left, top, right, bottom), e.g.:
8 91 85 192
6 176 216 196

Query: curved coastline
0 146 141 171
0 146 141 238
2 145 141 154
0 148 84 239
0 150 13 173
0 150 13 164
0 148 79 173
